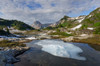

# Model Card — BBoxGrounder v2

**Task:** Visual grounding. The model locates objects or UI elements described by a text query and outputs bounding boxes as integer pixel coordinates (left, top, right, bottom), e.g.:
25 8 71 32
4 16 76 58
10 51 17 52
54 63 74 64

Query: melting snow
88 15 92 18
80 34 87 37
87 27 94 30
25 37 36 40
77 18 85 23
35 40 86 60
71 24 82 30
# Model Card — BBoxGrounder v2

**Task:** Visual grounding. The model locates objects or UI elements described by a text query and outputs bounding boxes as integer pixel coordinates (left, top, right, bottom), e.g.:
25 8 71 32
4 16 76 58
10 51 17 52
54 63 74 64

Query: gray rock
0 47 30 66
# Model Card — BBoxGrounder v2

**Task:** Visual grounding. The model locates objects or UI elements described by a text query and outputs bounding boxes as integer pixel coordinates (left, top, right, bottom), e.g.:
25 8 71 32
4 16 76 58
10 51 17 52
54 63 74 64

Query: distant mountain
32 21 51 29
0 18 34 30
32 21 42 29
42 23 52 28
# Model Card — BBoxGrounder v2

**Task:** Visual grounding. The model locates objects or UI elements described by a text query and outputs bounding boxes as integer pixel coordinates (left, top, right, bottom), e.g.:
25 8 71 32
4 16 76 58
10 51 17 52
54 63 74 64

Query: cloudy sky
0 0 100 24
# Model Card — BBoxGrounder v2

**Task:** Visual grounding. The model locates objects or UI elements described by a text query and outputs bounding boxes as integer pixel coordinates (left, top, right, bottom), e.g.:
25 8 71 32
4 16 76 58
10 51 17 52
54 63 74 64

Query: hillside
81 7 100 34
0 29 16 37
0 18 34 30
46 7 100 35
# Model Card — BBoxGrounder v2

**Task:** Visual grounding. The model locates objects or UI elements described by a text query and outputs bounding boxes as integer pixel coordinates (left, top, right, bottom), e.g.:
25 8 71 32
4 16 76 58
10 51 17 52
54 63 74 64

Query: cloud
0 0 100 24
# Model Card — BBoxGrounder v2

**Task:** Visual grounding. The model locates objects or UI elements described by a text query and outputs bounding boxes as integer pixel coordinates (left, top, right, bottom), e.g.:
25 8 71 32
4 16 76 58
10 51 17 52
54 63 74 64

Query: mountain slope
0 29 16 37
0 18 34 30
50 15 86 29
81 7 100 34
81 8 100 27
45 7 100 34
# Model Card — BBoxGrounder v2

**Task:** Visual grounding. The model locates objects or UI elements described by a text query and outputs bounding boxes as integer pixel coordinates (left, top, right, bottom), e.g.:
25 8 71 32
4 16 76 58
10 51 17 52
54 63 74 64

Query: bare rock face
32 21 42 29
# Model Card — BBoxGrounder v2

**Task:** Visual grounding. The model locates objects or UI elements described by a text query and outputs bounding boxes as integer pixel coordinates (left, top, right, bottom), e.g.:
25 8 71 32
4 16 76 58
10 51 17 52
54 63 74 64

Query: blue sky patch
0 12 3 15
51 3 56 7
80 7 96 16
27 2 42 10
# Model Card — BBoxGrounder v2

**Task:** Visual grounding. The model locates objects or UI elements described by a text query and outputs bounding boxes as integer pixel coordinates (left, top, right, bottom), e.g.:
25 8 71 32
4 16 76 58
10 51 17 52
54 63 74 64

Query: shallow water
15 39 100 66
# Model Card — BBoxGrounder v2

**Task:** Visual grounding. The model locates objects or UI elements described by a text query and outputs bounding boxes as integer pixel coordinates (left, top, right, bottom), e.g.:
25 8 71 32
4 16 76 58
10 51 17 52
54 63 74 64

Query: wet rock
0 47 30 66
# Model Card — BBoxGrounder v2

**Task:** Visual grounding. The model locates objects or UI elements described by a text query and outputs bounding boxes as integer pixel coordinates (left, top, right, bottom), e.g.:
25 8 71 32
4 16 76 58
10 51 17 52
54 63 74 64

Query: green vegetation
57 22 69 27
24 30 41 35
57 16 78 28
94 27 100 34
61 16 69 20
0 40 26 47
43 27 57 30
80 8 100 34
82 8 100 28
49 29 72 37
0 18 34 30
93 22 100 27
50 32 72 37
80 24 88 29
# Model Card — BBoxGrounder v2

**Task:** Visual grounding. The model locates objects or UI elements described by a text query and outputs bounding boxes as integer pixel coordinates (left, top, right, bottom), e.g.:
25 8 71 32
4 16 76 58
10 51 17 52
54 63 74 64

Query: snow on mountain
75 16 86 23
88 15 92 18
35 40 86 60
25 37 36 40
87 27 94 30
77 18 85 23
71 24 82 30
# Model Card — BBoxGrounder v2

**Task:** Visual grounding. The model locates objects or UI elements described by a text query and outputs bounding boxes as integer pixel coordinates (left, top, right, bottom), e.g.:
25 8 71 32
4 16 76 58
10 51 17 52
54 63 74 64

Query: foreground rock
0 47 30 66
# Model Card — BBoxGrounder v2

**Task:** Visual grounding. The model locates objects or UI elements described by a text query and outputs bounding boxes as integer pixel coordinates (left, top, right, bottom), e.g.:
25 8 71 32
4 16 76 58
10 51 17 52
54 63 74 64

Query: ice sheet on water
35 40 86 60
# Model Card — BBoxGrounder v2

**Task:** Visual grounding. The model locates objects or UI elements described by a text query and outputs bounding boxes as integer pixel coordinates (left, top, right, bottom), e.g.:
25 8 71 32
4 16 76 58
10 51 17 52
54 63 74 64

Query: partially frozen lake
33 40 86 60
15 39 100 66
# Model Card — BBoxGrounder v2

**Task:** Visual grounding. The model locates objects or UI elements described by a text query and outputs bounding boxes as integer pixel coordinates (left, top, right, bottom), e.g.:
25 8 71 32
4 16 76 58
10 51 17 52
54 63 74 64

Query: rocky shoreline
0 33 99 66
0 46 30 66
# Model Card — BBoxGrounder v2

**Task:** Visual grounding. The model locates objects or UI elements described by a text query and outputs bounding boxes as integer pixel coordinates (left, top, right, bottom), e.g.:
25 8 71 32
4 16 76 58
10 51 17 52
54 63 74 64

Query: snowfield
35 40 86 60
71 24 82 30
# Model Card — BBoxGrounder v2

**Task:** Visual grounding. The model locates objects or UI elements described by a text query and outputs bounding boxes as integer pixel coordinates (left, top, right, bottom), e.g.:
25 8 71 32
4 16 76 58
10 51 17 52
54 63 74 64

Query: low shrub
49 31 72 37
0 40 26 47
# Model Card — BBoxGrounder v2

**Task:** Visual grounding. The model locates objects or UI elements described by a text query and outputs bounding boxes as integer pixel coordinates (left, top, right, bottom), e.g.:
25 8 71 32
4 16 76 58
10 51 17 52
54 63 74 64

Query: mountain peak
32 21 42 29
34 21 41 24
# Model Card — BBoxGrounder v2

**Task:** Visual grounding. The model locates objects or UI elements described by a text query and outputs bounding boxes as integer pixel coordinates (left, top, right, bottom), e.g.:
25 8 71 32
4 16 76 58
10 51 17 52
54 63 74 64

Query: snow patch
35 40 86 60
66 32 72 34
71 24 82 30
77 18 85 23
88 15 92 18
80 34 88 37
87 27 94 30
25 37 36 40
